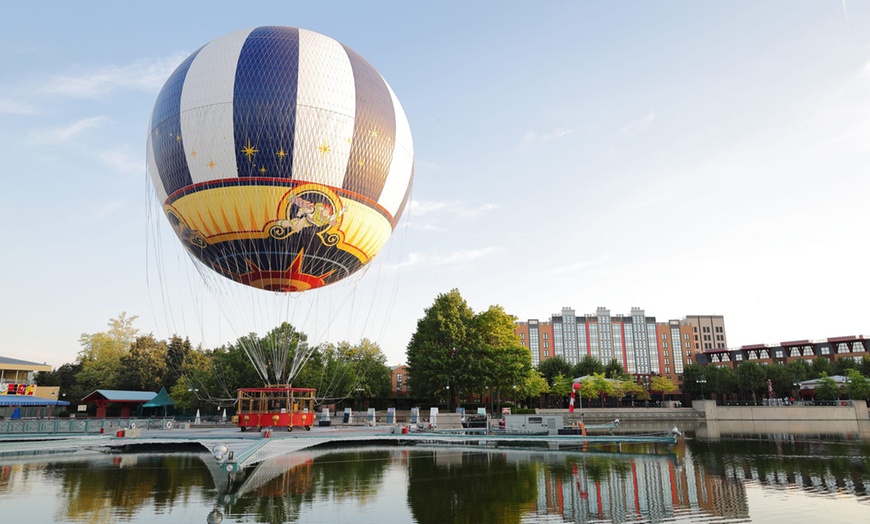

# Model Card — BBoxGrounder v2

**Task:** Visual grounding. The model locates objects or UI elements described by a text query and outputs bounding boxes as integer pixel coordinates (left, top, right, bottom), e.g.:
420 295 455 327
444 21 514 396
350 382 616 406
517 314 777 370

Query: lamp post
698 377 707 400
793 382 800 404
445 379 450 411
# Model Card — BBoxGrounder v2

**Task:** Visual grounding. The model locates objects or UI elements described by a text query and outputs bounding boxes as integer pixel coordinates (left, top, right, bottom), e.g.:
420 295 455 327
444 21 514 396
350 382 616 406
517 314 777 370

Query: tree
736 362 766 402
860 356 870 378
604 359 625 379
845 369 870 401
584 373 615 407
521 370 550 405
537 356 571 387
572 355 603 379
681 364 706 398
814 373 839 401
406 289 475 408
786 359 813 384
833 358 859 376
472 305 530 411
76 312 140 391
341 338 393 400
614 378 643 405
164 335 193 392
117 335 169 391
811 357 833 378
764 363 792 398
697 365 738 401
650 375 677 402
550 374 572 401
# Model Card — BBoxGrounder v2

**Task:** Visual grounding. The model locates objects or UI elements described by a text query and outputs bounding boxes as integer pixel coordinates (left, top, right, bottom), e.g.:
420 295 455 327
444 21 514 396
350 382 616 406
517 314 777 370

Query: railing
0 417 177 435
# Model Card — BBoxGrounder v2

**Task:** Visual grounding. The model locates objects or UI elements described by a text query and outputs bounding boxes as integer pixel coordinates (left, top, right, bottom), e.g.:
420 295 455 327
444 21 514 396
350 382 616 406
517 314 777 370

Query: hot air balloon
147 26 413 293
146 26 413 389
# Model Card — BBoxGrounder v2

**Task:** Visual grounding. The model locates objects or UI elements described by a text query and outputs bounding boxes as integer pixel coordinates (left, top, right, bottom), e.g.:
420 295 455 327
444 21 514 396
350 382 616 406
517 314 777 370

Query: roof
0 356 52 371
142 387 175 408
796 375 849 389
81 390 157 403
0 396 70 407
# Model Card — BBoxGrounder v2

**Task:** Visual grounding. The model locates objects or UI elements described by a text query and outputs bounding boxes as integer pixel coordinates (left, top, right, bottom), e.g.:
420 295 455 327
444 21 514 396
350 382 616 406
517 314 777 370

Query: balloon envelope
147 26 413 292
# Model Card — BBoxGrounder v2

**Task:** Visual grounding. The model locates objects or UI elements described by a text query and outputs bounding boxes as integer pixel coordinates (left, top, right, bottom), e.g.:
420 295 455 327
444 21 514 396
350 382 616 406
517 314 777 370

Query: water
0 424 868 523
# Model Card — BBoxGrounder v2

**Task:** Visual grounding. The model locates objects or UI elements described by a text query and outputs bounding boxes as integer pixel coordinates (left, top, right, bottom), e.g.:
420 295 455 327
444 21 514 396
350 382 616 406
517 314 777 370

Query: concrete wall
692 400 869 421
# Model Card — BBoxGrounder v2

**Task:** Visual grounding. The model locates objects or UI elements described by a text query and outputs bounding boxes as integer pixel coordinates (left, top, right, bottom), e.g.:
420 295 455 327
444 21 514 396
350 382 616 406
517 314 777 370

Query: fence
0 417 178 435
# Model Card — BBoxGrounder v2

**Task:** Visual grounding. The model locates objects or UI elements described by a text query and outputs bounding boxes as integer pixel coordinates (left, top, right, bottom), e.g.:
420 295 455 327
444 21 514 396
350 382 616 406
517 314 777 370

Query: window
686 351 692 356
664 350 669 356
661 333 666 340
684 333 689 340
544 350 549 357
663 342 668 348
685 342 690 348
821 347 830 355
664 359 670 365
543 333 548 340
520 333 525 340
544 341 549 348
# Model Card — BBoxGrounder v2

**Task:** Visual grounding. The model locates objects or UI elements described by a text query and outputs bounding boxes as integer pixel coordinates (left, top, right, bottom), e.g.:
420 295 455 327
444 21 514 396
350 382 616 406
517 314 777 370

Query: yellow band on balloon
164 183 392 265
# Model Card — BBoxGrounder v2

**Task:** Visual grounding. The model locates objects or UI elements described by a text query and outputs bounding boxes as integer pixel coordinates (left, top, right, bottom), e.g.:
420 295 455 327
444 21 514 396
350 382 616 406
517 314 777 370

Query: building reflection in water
0 433 868 523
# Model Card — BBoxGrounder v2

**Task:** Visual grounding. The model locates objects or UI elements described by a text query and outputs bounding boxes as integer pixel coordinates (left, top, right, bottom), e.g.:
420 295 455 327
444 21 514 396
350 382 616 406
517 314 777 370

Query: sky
1 1 868 370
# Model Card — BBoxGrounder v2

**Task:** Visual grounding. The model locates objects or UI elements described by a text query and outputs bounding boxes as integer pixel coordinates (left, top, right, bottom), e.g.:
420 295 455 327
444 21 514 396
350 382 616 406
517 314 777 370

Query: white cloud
40 52 188 98
409 199 501 219
87 199 125 221
621 111 656 137
515 126 574 151
0 98 37 114
386 247 500 270
99 147 143 174
27 116 106 144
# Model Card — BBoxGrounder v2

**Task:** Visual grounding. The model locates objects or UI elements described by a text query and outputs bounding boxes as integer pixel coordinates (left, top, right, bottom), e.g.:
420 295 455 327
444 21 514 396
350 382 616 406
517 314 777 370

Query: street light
445 379 450 411
698 377 707 400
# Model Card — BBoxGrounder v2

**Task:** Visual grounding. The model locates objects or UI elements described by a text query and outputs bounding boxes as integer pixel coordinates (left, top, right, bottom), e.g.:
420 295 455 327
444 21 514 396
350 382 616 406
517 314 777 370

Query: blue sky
1 1 868 369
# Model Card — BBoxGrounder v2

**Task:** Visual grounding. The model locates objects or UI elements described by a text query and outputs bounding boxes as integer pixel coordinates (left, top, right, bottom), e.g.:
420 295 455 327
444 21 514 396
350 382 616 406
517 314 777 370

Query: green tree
736 362 766 401
550 373 572 401
814 373 840 401
117 335 169 391
833 358 859 376
763 363 793 399
860 356 870 378
604 359 625 379
521 370 550 404
845 369 870 401
472 305 530 410
584 373 615 407
406 289 475 408
700 365 737 400
786 359 813 384
571 355 604 379
811 357 832 378
614 377 643 405
341 338 392 399
650 375 677 402
76 312 140 391
681 364 706 398
537 356 571 386
164 335 193 392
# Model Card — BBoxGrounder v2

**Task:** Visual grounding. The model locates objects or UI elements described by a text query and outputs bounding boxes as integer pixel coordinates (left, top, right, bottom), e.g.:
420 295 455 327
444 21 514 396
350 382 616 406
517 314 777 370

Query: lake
0 421 868 523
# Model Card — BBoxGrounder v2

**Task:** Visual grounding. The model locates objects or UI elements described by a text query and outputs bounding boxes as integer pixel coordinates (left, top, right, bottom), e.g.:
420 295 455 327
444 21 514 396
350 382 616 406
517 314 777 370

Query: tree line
35 312 394 413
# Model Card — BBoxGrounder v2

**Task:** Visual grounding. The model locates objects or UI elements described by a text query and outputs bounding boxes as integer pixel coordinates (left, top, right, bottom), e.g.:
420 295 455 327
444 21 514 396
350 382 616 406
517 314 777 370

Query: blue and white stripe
147 26 413 222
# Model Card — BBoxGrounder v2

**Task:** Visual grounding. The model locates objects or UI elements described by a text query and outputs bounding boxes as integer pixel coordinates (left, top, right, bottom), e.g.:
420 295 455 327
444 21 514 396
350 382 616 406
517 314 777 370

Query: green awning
142 386 175 408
